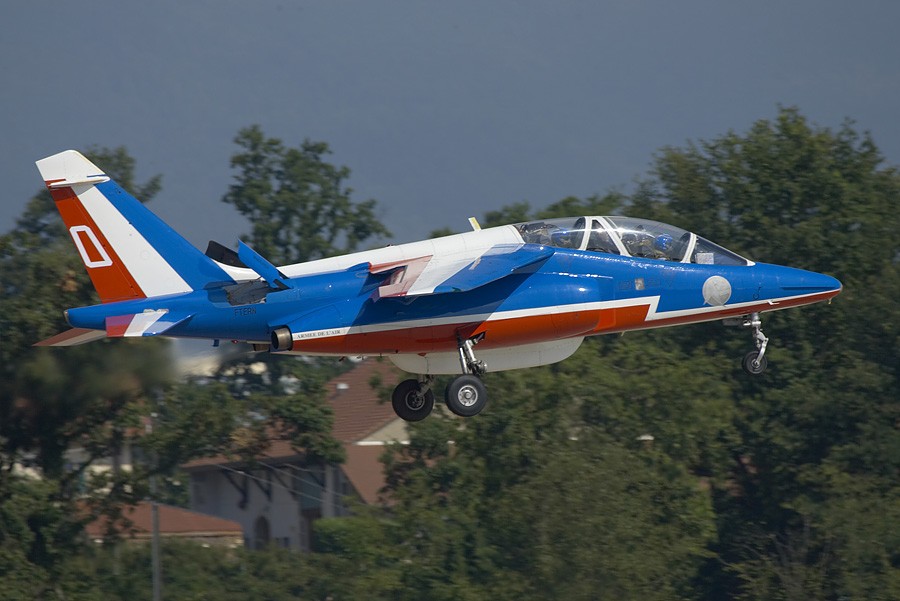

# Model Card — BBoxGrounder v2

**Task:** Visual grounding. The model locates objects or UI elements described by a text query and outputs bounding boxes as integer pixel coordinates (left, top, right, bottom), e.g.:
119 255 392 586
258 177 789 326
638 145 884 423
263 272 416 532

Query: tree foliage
0 146 344 595
312 108 900 600
223 125 391 265
2 109 899 600
0 148 174 593
620 108 900 598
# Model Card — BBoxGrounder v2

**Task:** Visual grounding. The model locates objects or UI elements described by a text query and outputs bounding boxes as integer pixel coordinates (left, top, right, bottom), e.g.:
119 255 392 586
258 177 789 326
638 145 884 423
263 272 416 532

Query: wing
372 244 553 300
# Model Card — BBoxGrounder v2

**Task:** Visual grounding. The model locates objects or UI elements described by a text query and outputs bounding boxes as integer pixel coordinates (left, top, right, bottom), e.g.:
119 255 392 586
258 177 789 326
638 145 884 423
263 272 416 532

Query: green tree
0 147 174 594
313 108 900 600
217 125 390 401
222 125 391 266
635 107 900 598
315 359 717 601
0 147 345 596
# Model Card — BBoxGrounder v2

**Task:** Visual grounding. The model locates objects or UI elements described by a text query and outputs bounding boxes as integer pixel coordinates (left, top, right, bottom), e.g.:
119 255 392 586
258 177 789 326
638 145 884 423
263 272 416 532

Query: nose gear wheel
741 312 769 375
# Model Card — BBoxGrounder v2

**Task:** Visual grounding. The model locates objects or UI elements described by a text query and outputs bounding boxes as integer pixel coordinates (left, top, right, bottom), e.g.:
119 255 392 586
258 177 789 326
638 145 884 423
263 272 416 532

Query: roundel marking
702 275 732 306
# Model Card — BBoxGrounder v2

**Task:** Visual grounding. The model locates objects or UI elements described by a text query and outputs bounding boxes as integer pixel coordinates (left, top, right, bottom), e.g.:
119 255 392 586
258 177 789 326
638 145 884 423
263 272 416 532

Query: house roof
328 359 402 443
85 502 243 538
342 444 392 505
182 359 403 469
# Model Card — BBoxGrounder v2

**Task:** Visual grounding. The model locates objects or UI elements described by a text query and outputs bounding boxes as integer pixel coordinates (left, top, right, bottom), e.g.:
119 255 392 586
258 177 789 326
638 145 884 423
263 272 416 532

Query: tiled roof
342 444 393 505
182 359 403 469
328 359 402 442
85 502 242 538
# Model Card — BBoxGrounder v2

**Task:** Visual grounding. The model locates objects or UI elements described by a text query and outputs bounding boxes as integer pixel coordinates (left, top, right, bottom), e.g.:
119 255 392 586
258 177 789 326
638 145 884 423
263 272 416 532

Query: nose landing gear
741 312 769 375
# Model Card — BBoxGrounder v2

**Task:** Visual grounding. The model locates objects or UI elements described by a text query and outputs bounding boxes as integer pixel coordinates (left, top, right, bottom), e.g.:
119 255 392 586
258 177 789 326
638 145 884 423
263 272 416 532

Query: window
516 217 587 249
516 215 751 266
690 237 749 266
253 516 270 550
586 220 620 255
605 217 691 262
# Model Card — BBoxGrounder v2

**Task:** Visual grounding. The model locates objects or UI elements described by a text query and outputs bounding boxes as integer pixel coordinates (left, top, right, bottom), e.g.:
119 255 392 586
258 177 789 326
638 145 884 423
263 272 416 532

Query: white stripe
76 185 191 297
69 225 113 267
290 290 830 342
124 310 168 337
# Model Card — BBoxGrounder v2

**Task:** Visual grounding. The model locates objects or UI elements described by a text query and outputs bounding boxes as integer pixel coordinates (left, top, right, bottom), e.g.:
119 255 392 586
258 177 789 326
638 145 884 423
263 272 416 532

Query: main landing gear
725 312 769 375
391 376 435 422
389 334 489 422
446 334 488 417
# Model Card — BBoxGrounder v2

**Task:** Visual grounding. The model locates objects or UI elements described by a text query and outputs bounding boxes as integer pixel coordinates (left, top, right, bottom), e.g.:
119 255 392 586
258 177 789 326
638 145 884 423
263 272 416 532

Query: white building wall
187 460 346 550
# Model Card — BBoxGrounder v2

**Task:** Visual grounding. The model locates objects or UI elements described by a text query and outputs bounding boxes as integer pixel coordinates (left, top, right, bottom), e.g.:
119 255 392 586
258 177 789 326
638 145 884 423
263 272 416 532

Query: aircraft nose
768 264 842 300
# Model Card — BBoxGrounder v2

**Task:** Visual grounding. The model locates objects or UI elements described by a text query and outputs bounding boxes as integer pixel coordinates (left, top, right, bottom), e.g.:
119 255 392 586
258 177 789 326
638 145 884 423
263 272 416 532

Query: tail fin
36 150 232 303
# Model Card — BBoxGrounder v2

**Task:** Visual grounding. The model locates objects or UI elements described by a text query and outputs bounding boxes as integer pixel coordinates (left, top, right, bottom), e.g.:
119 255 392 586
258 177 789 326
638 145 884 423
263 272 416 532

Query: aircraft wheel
391 379 434 422
445 375 487 417
742 352 768 376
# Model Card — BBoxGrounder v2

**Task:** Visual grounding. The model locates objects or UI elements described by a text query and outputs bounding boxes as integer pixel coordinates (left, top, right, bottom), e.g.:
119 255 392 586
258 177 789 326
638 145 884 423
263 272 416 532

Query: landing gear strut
741 312 769 375
389 334 490 421
446 334 488 417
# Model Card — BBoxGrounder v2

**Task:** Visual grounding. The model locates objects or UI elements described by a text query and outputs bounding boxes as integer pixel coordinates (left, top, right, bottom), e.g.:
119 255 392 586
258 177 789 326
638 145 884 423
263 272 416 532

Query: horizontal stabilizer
105 310 194 338
33 328 106 347
46 175 110 188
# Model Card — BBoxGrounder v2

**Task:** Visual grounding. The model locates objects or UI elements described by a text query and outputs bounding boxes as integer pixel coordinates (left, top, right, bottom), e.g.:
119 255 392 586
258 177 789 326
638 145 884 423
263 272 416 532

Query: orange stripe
288 290 839 356
105 315 134 337
51 187 145 303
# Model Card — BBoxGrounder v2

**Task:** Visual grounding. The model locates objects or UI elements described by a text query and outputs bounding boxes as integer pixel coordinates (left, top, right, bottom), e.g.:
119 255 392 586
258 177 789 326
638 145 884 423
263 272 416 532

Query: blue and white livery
35 150 841 420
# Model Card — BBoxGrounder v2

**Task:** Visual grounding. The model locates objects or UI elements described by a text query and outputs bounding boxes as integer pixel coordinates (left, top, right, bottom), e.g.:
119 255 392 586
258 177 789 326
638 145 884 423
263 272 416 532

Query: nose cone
760 263 842 305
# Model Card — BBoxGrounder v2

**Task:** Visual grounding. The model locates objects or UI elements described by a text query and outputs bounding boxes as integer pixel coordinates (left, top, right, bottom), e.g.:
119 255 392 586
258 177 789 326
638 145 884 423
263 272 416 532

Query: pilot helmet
550 229 572 247
655 234 673 251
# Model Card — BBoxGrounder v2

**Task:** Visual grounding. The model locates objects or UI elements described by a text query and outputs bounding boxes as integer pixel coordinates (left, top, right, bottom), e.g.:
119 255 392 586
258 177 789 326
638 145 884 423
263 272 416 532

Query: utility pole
148 412 162 601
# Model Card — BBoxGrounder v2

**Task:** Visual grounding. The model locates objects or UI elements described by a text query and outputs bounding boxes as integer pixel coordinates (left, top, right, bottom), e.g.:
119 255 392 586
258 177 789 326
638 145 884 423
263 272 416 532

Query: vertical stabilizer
36 150 232 302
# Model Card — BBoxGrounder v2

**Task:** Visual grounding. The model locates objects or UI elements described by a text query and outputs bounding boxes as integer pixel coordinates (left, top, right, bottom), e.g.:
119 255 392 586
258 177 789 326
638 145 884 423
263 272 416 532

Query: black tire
742 351 768 376
445 374 487 417
391 379 434 422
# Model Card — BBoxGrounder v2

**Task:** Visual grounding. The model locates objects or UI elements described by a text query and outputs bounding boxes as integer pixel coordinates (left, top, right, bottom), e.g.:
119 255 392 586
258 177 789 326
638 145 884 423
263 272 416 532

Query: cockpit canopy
514 216 751 266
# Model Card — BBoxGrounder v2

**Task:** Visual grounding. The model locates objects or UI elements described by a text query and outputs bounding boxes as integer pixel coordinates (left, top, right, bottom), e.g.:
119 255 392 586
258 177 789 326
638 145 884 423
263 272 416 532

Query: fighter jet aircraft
35 150 841 421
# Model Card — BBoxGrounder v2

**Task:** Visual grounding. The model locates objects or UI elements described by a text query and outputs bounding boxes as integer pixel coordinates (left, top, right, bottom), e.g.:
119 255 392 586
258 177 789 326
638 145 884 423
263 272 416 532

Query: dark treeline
1 108 898 600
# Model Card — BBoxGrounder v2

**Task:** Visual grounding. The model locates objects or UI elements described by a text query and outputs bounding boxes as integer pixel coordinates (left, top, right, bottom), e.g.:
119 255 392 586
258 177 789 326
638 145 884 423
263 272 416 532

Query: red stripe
288 290 839 355
105 314 134 337
50 186 145 303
